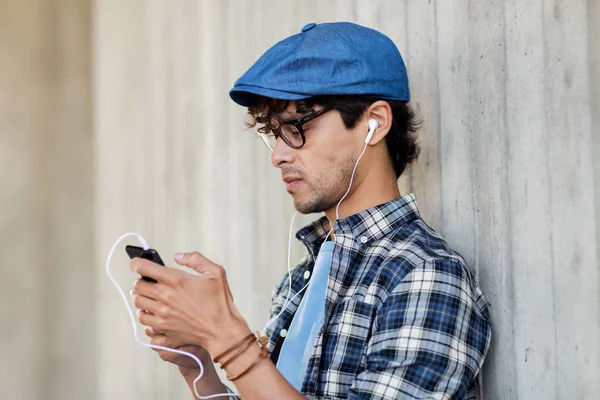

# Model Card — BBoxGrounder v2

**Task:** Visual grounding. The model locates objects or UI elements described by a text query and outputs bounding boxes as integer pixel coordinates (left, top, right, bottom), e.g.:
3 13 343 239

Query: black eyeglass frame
261 105 334 151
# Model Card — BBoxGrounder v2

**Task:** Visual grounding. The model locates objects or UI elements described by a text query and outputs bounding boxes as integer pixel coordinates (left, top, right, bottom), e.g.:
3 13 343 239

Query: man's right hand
144 326 211 373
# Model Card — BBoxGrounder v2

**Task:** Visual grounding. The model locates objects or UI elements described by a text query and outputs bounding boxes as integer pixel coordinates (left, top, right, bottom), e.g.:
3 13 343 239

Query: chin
291 196 313 215
292 198 311 214
292 194 332 215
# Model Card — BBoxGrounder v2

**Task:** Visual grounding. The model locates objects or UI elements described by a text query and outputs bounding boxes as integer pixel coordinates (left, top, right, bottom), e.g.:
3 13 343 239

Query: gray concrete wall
1 0 598 399
0 0 94 399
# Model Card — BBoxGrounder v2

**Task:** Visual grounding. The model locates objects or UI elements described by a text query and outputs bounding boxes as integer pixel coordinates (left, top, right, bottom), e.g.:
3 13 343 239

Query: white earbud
365 119 379 144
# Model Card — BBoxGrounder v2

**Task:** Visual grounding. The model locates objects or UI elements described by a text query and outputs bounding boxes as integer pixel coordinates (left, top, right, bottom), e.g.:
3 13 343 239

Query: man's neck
324 171 401 238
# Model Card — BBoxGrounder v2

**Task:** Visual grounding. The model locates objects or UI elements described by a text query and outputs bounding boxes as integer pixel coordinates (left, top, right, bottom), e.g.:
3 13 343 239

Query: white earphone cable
105 232 238 399
262 131 372 337
106 122 375 396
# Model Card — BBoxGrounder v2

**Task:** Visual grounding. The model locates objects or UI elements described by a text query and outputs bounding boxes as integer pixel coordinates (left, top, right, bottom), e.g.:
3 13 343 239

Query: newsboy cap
229 22 410 107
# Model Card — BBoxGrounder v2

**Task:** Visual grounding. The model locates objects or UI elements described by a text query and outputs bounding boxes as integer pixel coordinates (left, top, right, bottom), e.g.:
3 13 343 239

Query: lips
282 175 302 192
282 175 301 184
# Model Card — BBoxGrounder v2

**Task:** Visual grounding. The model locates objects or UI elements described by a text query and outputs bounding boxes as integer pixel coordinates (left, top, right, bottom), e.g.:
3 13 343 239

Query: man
130 22 492 399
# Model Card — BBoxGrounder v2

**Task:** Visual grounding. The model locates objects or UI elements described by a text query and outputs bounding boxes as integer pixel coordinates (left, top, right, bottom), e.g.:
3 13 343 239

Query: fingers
144 326 161 337
174 251 223 277
144 326 168 340
138 308 157 327
130 257 178 285
131 290 159 315
146 327 170 351
144 327 184 351
132 277 160 298
174 251 209 270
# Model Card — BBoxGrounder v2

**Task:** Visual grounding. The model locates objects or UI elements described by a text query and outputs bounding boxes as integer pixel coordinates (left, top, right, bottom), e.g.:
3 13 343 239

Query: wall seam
541 0 561 397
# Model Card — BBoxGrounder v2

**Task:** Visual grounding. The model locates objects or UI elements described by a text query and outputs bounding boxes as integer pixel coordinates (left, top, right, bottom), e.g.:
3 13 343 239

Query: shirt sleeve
348 258 492 400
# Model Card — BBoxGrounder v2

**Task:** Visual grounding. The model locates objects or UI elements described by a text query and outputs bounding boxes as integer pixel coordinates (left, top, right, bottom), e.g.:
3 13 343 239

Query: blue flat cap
229 22 410 107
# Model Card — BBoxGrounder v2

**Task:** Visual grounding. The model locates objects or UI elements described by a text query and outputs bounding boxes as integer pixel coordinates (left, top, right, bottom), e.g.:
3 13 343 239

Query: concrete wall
1 0 598 399
0 0 94 399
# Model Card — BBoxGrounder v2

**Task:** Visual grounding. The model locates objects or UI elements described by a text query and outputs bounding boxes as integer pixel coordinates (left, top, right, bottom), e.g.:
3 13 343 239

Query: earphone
263 117 376 335
106 233 236 399
106 117 378 399
365 119 379 144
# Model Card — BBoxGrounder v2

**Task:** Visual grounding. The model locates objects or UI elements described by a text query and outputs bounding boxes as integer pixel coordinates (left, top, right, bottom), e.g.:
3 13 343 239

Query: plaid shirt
265 194 492 399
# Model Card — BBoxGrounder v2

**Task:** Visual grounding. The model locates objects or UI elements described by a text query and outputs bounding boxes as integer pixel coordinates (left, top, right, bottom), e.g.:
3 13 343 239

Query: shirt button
360 236 368 244
304 270 311 280
280 329 288 338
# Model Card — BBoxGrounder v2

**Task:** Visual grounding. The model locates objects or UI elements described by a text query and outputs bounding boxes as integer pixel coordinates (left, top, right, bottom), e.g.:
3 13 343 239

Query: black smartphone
125 245 165 283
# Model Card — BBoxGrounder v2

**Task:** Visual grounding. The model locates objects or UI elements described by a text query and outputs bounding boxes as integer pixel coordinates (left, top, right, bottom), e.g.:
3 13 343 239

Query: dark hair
246 95 420 178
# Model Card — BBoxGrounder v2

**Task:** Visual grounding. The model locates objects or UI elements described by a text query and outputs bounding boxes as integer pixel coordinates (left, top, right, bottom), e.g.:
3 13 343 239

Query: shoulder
365 218 487 316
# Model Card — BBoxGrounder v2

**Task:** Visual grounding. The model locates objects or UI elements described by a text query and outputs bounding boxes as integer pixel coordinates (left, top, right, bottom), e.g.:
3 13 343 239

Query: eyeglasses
260 106 334 151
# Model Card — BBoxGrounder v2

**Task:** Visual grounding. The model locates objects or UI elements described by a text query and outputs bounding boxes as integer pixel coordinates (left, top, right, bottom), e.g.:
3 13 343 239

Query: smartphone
125 245 165 283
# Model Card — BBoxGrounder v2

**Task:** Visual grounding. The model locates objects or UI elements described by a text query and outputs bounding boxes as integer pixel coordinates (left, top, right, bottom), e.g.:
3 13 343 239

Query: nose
270 137 295 168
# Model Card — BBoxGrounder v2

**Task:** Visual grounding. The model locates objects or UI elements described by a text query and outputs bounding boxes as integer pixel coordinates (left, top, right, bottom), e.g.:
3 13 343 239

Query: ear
364 100 393 146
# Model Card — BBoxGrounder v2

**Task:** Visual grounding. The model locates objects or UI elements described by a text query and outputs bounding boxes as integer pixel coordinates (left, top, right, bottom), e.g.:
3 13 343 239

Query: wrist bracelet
227 351 268 381
226 332 270 381
213 333 255 364
220 336 256 369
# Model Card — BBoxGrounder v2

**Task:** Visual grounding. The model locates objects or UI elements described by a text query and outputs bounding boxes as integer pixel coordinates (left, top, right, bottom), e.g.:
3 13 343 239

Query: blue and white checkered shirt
266 194 492 399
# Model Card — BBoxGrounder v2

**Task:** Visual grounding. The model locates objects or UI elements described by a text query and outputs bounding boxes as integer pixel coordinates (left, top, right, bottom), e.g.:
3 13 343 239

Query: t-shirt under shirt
276 240 335 390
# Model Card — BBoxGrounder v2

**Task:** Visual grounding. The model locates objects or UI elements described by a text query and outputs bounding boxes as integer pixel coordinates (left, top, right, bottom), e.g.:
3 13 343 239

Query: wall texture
93 1 600 399
1 0 598 399
0 0 94 399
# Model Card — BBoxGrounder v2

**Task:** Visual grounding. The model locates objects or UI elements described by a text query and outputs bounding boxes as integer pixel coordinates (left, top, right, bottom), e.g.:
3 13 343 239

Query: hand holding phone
125 245 165 283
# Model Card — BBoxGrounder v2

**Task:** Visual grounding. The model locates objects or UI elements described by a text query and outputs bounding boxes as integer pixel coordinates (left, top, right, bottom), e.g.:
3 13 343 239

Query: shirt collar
295 193 420 256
